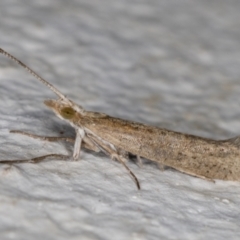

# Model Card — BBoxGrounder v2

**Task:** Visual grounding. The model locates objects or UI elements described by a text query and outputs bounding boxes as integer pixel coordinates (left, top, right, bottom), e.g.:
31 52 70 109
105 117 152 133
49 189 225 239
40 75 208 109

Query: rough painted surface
0 0 240 239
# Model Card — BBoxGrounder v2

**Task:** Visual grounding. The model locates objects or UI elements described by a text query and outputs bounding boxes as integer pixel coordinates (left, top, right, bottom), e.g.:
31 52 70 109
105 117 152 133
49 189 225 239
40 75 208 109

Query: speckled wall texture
0 0 240 239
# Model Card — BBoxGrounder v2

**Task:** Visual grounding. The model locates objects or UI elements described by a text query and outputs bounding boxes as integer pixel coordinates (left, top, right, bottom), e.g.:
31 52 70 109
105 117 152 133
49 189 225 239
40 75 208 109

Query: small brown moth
0 48 240 190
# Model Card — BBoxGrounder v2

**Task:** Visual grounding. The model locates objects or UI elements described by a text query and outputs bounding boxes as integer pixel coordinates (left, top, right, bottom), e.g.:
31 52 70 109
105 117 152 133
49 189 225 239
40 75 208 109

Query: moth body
45 98 240 182
1 47 240 189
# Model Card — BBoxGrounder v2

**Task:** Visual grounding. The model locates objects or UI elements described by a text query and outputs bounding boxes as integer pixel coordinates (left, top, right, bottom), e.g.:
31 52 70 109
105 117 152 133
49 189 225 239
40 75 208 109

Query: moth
0 48 240 190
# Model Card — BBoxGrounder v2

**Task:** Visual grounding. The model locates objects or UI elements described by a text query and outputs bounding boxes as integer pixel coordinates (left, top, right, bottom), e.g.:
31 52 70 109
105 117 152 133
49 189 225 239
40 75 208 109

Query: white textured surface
1 0 240 239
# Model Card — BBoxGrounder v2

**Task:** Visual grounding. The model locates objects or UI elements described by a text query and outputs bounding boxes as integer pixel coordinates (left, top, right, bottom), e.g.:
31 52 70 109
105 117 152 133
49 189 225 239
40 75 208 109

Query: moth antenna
0 48 68 101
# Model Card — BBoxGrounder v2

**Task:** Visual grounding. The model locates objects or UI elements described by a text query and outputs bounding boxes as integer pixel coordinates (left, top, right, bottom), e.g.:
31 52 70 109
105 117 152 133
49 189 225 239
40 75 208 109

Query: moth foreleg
82 136 101 153
73 128 85 160
10 130 75 143
0 132 99 164
0 154 69 164
10 129 99 153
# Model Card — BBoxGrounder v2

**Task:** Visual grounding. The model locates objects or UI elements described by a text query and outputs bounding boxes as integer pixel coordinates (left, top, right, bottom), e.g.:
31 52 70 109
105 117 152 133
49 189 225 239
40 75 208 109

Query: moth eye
60 107 75 119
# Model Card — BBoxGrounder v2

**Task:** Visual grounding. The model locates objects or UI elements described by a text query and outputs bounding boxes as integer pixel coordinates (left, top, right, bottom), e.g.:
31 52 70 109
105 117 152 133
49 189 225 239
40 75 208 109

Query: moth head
44 98 85 121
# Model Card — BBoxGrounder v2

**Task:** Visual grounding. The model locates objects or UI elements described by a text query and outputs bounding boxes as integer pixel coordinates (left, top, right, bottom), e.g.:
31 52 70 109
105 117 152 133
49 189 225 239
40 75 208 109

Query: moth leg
0 133 99 164
73 128 85 160
82 136 101 153
117 149 129 163
111 153 140 190
158 163 166 171
10 130 75 143
10 130 99 152
0 154 69 164
136 155 143 168
175 168 215 182
88 134 140 190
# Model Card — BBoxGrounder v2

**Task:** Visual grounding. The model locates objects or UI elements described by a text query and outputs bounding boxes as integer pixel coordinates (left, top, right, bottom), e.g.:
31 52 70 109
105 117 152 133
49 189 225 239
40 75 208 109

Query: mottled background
0 0 240 239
